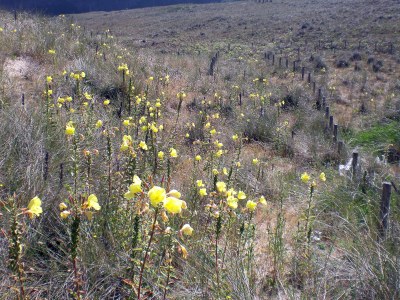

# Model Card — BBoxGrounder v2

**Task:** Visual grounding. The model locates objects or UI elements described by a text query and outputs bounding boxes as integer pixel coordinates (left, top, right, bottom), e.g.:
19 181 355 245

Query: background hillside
0 0 228 14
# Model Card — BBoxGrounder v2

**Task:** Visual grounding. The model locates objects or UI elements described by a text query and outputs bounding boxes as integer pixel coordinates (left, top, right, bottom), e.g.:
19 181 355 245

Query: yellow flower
170 148 178 158
196 180 204 187
180 245 188 259
252 158 259 165
46 76 52 83
84 92 92 100
212 169 219 175
168 189 181 198
124 175 142 199
301 172 310 183
226 188 237 197
311 180 317 187
246 200 257 211
164 197 184 214
103 99 110 105
210 129 217 135
158 151 164 160
60 210 71 219
139 141 148 151
120 135 132 151
237 191 246 200
95 120 103 129
118 63 129 72
195 155 202 161
27 196 43 219
223 167 228 175
65 121 75 136
199 188 207 197
227 196 238 209
215 150 223 158
232 134 239 141
87 194 101 210
216 181 227 193
148 186 166 207
48 49 56 54
59 202 68 210
259 196 267 205
319 172 326 182
123 119 130 127
181 224 193 236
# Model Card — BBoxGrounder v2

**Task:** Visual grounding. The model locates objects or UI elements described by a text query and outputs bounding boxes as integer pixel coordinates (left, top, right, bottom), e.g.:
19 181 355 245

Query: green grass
350 120 400 152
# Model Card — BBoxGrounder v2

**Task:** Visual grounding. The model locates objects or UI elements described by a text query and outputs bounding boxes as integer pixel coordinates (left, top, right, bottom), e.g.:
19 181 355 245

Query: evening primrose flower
246 200 257 211
237 191 246 200
48 49 56 54
46 76 52 83
59 202 68 210
120 135 132 151
123 119 130 127
180 245 188 259
139 141 148 150
60 210 71 219
232 134 239 141
65 121 75 136
158 151 164 160
301 172 310 183
196 180 204 187
216 181 227 193
181 224 193 236
195 155 202 161
319 172 326 182
103 99 110 105
84 92 92 100
164 197 185 214
168 189 181 198
86 194 101 210
227 196 238 209
199 188 207 197
259 196 267 205
170 148 178 158
95 120 103 129
124 175 142 199
148 186 166 207
118 63 129 72
210 129 217 135
27 196 43 219
252 158 259 165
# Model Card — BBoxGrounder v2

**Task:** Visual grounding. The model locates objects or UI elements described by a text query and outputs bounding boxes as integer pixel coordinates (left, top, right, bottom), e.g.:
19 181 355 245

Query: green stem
137 208 159 300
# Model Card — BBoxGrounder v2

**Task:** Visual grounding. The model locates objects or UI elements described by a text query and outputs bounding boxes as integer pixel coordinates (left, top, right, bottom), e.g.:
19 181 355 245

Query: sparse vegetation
1 0 400 299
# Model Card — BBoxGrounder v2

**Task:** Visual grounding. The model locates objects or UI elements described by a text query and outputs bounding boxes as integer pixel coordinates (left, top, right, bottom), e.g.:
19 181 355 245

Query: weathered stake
378 182 392 239
333 124 338 143
352 152 359 177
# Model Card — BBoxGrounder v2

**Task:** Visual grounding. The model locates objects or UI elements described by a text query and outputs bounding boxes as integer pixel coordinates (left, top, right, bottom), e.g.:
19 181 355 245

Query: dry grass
0 1 399 299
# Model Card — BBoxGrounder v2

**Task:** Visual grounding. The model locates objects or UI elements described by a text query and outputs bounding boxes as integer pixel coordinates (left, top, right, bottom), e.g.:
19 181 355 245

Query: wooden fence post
333 124 338 143
329 115 333 130
338 141 344 155
352 152 359 177
379 182 392 239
